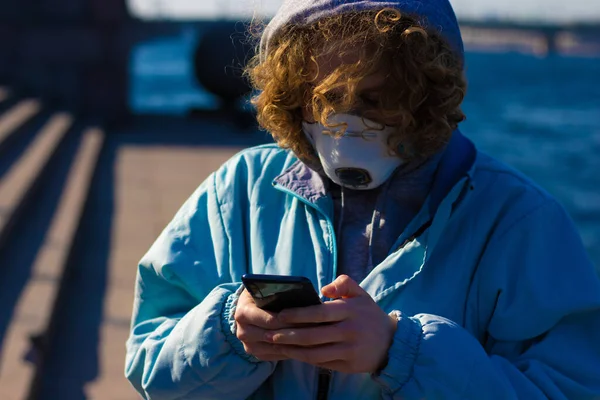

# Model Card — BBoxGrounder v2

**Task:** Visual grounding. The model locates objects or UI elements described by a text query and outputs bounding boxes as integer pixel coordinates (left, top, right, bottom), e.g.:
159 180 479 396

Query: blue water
131 30 600 269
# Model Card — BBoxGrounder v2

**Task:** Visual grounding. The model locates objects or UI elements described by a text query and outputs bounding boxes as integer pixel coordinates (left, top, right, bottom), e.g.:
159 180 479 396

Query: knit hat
260 0 464 62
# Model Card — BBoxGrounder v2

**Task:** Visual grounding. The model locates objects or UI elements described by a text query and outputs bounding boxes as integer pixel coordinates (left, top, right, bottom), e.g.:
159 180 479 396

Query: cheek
301 85 317 122
302 105 315 122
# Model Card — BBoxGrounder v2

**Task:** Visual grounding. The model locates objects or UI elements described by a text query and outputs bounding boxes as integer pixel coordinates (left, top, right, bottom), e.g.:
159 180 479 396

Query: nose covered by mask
302 114 404 190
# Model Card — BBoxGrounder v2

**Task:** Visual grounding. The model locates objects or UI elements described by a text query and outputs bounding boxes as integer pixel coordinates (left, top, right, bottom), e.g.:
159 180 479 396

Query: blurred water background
130 28 600 268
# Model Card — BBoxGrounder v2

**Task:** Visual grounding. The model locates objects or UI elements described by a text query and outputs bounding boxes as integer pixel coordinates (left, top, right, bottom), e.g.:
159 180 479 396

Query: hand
266 275 398 374
234 288 294 362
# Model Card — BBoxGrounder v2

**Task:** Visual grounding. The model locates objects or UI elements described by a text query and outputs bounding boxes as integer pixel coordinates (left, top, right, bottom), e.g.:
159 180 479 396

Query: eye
359 94 380 107
324 91 344 104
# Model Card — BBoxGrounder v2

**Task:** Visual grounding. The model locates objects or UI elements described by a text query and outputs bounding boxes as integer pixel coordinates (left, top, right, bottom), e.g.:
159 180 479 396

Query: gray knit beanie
259 0 464 62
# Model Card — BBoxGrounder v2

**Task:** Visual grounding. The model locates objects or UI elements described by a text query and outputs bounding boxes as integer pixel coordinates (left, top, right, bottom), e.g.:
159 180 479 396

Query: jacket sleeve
373 200 600 399
125 174 276 399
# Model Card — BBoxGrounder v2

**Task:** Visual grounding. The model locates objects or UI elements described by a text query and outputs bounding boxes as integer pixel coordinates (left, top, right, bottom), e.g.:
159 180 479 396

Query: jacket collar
428 129 477 215
273 130 477 218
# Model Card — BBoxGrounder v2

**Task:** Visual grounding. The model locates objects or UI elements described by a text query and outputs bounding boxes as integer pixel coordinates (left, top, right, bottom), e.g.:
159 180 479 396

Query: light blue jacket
125 132 600 399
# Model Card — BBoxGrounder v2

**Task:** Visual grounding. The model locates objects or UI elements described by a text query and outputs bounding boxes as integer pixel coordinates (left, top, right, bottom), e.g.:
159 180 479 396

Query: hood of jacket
260 0 464 62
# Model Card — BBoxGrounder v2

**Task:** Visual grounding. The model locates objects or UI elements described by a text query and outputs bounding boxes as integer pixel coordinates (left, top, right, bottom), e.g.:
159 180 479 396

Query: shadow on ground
0 121 81 355
34 113 272 399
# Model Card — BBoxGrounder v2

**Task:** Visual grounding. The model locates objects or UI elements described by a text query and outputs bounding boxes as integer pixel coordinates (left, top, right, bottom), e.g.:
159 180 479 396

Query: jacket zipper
272 183 337 400
316 368 332 400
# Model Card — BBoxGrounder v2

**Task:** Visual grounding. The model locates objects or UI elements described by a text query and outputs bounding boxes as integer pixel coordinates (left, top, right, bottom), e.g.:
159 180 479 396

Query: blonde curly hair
246 8 467 162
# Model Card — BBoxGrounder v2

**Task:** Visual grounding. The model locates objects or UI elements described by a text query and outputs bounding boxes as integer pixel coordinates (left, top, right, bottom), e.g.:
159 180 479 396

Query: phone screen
242 274 322 312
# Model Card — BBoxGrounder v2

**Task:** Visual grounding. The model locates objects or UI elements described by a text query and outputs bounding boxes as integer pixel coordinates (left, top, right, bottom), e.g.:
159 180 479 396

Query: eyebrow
357 75 388 93
360 89 382 96
312 86 383 101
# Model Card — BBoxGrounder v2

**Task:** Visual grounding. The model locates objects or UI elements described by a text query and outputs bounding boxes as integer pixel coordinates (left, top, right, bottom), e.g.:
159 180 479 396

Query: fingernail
264 332 275 342
278 311 288 322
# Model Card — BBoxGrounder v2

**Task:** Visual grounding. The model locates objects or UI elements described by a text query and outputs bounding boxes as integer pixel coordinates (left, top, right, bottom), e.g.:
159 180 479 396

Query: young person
125 1 600 399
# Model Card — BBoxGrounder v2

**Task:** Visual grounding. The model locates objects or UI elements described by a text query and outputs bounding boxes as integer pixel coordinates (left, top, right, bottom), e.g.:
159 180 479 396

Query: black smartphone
241 274 322 313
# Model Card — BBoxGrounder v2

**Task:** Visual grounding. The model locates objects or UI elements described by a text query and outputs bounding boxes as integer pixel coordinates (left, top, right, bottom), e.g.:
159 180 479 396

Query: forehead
311 48 360 78
309 48 387 91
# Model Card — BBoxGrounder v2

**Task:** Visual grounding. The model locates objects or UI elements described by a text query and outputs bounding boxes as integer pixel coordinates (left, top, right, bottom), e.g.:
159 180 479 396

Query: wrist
389 310 401 332
375 311 401 373
372 312 423 393
221 285 261 363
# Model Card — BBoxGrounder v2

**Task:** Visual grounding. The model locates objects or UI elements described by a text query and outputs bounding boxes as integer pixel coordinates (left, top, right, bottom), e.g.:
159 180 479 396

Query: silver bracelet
389 310 402 321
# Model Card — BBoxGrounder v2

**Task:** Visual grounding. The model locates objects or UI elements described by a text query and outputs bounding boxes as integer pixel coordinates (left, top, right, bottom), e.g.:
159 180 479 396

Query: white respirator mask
302 113 404 190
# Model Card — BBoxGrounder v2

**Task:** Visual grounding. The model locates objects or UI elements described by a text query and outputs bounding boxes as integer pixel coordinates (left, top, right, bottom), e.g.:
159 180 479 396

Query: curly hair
245 8 467 162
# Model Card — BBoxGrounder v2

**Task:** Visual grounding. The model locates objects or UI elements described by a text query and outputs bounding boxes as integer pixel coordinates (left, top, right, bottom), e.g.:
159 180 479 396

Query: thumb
322 275 367 299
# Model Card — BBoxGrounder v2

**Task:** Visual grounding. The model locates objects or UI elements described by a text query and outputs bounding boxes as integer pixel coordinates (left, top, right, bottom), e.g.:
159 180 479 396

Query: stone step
0 128 105 400
0 113 73 250
0 100 41 154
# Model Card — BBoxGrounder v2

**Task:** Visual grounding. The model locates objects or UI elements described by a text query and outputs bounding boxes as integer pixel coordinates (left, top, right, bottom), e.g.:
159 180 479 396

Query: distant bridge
459 20 600 54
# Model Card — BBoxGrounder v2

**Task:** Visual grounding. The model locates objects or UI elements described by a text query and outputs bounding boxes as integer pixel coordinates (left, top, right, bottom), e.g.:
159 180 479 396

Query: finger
242 341 283 358
236 323 269 344
267 324 346 346
278 300 351 324
278 343 350 365
321 275 367 299
236 298 292 330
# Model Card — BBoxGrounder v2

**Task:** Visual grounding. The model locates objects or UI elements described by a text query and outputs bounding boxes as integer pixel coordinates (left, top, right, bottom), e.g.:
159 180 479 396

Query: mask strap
336 186 346 245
